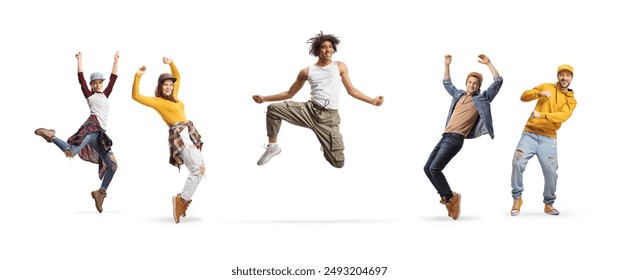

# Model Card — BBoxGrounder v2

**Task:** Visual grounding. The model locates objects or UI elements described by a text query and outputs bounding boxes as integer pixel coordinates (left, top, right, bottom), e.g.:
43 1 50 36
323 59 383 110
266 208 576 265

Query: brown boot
91 190 107 213
34 128 56 143
173 194 189 224
177 193 192 217
440 197 451 217
447 192 461 220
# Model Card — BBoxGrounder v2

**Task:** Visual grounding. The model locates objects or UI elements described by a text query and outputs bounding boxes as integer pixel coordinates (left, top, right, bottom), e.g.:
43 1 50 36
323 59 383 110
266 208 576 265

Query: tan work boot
544 203 560 215
173 194 189 224
177 193 192 217
91 190 107 213
447 192 461 220
511 198 523 216
440 197 451 217
34 128 55 143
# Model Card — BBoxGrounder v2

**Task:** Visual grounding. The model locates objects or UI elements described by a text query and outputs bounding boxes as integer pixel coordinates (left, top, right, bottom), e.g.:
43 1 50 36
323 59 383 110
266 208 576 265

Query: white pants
179 128 204 201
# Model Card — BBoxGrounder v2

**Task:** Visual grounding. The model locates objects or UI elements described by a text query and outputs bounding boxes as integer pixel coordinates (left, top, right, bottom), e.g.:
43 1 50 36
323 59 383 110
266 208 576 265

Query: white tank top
308 61 341 109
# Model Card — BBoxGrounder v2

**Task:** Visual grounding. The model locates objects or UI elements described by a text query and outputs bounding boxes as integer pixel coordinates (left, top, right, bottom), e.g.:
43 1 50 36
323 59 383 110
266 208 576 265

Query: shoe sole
172 196 180 224
510 211 520 216
257 148 281 166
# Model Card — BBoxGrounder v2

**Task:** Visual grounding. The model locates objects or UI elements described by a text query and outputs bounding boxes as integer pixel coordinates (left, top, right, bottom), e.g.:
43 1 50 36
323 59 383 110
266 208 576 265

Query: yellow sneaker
544 203 560 215
510 198 523 216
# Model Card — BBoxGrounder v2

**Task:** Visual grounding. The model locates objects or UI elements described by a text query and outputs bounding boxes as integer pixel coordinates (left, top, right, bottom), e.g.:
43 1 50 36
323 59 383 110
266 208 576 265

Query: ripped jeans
53 132 117 191
178 128 205 201
511 131 558 204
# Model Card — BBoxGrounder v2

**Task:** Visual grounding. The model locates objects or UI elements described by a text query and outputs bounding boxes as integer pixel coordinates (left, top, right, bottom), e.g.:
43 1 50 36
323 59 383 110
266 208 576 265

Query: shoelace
319 99 330 110
184 200 191 214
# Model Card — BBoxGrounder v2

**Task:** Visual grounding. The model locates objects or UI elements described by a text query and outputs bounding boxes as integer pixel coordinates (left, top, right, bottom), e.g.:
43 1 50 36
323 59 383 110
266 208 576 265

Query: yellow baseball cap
557 64 573 75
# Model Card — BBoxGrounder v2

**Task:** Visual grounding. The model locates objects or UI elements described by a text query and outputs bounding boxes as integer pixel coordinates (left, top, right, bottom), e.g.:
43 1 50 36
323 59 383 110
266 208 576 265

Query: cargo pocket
330 133 345 161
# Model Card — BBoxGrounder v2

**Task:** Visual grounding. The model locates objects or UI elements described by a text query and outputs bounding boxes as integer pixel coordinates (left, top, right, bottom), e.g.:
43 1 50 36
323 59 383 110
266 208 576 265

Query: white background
2 0 617 279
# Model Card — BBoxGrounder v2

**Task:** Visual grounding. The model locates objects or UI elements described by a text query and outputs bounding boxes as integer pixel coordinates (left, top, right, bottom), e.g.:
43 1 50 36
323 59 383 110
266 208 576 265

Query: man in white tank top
252 31 384 168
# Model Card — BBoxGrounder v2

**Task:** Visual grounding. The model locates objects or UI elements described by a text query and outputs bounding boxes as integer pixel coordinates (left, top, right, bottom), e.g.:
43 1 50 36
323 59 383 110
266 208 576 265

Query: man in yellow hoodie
510 64 577 216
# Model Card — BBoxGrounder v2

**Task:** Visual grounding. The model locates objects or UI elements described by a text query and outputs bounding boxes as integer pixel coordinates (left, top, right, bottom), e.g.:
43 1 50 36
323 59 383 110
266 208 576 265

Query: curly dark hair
307 31 340 57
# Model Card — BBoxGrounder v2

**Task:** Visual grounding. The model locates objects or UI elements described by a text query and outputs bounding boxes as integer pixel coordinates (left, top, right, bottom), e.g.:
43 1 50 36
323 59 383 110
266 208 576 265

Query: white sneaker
257 144 281 165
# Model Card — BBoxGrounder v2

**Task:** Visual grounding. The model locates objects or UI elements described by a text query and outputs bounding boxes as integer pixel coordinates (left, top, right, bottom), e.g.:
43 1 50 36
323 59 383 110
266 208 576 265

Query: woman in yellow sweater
132 57 205 224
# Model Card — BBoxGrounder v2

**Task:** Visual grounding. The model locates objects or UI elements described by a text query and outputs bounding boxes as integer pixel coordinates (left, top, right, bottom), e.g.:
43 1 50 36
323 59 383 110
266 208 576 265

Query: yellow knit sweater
132 62 188 126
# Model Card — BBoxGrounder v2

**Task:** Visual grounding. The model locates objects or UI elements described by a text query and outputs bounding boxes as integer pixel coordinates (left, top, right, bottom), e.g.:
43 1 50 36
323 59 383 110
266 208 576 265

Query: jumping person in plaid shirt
35 51 119 213
132 57 205 224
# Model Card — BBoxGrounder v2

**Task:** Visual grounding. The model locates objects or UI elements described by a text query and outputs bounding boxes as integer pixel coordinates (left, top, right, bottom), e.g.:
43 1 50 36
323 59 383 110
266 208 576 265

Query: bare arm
252 68 308 103
444 55 452 80
76 52 83 73
478 54 499 77
339 62 384 106
111 51 119 75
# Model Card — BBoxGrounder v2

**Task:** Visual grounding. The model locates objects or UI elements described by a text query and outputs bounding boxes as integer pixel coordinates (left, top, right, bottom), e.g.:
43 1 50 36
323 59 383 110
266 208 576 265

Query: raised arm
339 62 384 106
444 54 452 80
103 51 120 97
478 54 499 78
76 52 83 73
111 51 119 76
252 68 308 103
478 54 503 101
132 66 158 108
163 57 180 100
76 52 92 98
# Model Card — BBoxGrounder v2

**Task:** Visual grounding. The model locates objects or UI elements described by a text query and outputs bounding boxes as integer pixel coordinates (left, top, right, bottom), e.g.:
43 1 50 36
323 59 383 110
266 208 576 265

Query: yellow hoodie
521 83 577 138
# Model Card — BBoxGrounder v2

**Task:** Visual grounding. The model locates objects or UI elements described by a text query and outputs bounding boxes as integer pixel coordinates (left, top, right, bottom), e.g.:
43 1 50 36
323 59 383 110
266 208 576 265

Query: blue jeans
424 133 464 201
53 132 117 191
511 131 558 204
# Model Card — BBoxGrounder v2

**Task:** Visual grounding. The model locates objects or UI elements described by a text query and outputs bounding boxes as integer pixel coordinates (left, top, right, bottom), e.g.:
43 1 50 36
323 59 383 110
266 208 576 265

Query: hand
252 95 264 104
75 52 82 60
540 90 551 98
478 54 491 64
137 66 147 75
163 57 172 64
372 96 384 106
114 51 120 61
444 55 452 65
530 110 541 119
